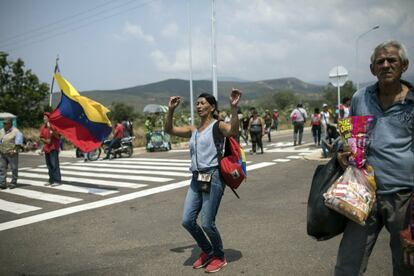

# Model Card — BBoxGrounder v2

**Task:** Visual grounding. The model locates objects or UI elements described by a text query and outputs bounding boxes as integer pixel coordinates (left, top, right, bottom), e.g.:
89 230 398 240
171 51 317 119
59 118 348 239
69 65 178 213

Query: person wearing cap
334 40 414 275
39 112 62 186
0 118 23 189
165 89 241 273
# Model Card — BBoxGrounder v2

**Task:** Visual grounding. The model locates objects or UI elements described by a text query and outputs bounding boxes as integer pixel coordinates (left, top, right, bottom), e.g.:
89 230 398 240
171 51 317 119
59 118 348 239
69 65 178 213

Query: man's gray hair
370 40 409 65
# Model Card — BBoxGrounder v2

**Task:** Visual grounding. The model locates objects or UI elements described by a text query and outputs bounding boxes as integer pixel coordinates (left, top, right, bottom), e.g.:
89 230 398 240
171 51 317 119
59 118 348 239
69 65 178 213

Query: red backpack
213 121 247 198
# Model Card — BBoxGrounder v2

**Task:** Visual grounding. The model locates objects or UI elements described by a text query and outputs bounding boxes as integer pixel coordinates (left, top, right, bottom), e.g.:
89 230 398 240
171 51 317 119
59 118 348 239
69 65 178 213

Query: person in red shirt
39 112 61 186
103 120 124 159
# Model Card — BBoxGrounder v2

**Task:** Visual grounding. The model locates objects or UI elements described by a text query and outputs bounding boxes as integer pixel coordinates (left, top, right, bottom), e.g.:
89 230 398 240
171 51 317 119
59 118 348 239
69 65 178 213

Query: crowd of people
0 40 413 275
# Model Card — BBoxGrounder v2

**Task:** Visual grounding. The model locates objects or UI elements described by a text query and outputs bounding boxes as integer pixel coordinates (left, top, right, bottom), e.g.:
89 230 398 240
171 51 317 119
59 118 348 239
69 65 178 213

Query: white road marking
246 162 275 171
88 161 191 167
84 162 190 171
0 179 191 232
272 159 291 162
266 146 318 153
61 165 192 177
126 158 191 163
16 172 147 189
287 156 302 159
1 188 82 204
25 169 172 183
168 149 189 153
0 199 41 214
275 142 293 147
299 152 313 156
15 179 117 196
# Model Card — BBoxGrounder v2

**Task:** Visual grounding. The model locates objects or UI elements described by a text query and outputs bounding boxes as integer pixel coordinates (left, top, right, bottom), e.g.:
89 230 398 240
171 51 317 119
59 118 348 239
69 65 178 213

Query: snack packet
324 166 376 225
325 116 377 225
337 116 375 168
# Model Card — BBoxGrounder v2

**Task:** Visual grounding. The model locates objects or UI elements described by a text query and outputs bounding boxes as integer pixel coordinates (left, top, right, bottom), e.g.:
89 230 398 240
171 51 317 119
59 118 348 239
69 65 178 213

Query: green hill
52 77 324 112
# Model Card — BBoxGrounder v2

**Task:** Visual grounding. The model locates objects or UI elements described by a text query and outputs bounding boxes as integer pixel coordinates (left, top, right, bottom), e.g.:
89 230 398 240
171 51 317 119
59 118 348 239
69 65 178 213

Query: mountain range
52 74 414 112
57 77 324 112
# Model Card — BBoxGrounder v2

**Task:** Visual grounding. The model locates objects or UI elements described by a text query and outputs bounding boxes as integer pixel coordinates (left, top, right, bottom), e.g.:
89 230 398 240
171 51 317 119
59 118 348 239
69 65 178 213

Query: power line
0 0 118 44
3 0 158 51
0 0 142 48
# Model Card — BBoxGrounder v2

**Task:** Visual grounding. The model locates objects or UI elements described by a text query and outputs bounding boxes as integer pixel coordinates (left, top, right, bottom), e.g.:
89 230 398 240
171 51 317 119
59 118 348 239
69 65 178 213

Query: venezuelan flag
49 73 112 152
239 146 247 177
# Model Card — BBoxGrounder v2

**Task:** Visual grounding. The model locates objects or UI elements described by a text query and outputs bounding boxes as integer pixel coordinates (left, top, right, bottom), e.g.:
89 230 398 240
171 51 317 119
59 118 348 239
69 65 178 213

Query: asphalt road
0 129 392 276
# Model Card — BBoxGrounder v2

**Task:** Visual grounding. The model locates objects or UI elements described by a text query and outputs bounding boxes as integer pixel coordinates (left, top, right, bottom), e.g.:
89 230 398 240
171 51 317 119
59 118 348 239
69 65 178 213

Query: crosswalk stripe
25 169 172 183
16 172 148 189
61 165 192 177
247 162 275 171
168 149 189 153
266 147 317 153
0 199 41 214
0 179 191 232
299 152 313 156
85 162 190 171
273 159 291 162
1 188 82 204
127 158 190 163
15 179 118 196
87 160 191 167
287 156 302 159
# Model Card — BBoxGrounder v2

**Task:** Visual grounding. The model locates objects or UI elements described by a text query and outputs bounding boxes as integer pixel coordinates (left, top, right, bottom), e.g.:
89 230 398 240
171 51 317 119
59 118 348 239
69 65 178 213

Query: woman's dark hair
314 107 320 113
197 93 219 119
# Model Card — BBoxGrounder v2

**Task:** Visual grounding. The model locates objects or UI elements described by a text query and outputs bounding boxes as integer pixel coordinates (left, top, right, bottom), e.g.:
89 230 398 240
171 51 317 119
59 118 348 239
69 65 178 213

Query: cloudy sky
1 0 413 91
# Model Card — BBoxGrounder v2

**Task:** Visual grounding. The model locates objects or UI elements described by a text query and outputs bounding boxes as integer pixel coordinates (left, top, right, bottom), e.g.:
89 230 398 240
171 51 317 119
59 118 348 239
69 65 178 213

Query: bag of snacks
324 165 376 225
324 116 377 225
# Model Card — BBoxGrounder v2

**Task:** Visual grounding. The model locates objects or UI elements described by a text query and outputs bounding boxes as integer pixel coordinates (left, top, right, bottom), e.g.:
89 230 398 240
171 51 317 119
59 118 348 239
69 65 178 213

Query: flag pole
49 55 59 107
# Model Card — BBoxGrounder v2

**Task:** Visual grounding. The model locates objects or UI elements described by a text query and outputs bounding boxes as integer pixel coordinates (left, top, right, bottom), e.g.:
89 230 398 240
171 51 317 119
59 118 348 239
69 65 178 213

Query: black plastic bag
307 156 346 241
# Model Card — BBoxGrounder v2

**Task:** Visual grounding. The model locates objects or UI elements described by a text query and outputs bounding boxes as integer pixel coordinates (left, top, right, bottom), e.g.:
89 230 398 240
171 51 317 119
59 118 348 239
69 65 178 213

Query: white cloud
123 22 155 44
161 22 179 38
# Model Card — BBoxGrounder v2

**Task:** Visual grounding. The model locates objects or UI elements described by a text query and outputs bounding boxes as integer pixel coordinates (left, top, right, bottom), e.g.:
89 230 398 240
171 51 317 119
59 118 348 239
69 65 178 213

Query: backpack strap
212 120 225 161
212 121 240 199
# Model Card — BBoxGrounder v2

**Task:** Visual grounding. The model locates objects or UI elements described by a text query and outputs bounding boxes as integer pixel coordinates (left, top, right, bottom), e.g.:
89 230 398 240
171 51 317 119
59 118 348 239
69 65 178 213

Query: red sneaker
193 252 212 269
205 257 227 273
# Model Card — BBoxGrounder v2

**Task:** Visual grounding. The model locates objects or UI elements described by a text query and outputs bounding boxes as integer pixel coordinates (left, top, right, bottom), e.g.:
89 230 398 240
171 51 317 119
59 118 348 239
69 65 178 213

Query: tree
0 52 49 127
272 90 299 111
108 102 137 122
322 80 356 107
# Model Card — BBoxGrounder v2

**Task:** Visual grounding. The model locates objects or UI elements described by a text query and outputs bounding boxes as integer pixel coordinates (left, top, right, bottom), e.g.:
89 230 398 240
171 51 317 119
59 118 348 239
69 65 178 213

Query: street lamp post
355 25 380 91
211 0 218 100
187 0 194 126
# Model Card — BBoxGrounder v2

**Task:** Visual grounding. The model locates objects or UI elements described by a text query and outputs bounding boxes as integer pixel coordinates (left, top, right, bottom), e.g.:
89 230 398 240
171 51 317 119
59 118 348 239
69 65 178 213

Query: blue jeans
45 150 61 184
106 138 121 157
311 125 321 145
182 167 225 259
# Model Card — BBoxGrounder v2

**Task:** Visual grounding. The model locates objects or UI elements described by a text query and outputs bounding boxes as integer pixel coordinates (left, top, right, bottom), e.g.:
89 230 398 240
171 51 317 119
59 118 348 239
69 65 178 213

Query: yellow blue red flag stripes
49 73 112 152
